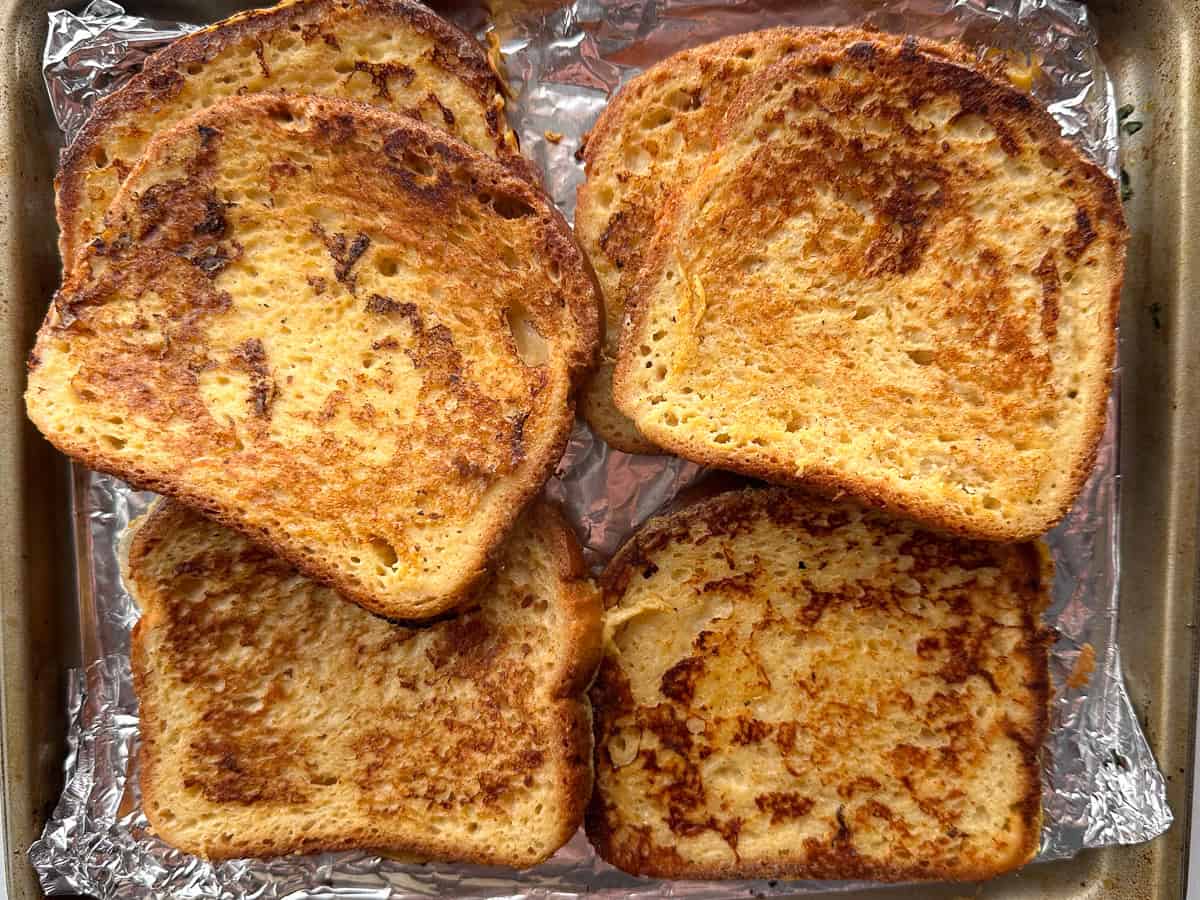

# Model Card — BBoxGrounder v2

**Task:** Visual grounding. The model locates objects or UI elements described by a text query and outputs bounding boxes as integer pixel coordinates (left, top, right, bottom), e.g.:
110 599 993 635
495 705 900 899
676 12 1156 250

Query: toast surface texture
56 0 519 267
612 31 1125 540
128 499 601 864
588 487 1050 880
27 94 599 620
575 28 974 454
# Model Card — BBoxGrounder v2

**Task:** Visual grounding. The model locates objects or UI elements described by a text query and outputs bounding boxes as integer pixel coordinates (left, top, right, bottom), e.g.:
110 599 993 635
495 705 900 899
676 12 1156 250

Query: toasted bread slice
588 487 1051 880
128 498 601 864
27 94 600 620
56 0 520 267
575 29 977 454
613 32 1125 541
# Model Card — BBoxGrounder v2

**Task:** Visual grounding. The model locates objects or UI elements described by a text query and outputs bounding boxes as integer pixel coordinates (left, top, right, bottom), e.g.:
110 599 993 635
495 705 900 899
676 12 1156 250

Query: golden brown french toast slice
612 32 1124 540
575 28 977 454
56 0 521 267
589 486 1051 880
27 94 599 620
128 498 600 864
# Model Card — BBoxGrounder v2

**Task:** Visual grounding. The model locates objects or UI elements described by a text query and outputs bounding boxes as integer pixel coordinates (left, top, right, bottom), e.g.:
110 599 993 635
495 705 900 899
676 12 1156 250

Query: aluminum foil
30 0 1172 896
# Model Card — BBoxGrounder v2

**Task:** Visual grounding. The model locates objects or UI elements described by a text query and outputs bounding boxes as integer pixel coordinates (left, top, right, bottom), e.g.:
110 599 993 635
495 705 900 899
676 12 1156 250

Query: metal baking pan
0 0 1197 897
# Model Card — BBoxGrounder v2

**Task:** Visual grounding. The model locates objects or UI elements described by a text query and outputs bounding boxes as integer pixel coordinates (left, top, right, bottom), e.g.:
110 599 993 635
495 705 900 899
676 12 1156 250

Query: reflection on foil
29 0 1170 896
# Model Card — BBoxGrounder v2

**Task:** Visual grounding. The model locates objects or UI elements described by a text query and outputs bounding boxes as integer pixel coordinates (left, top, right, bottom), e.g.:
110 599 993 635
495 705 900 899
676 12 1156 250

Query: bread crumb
1066 643 1096 689
544 130 563 144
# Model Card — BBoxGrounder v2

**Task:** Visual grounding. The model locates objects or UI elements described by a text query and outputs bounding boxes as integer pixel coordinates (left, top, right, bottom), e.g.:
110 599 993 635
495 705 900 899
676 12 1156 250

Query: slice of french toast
128 499 600 864
612 31 1125 540
28 94 600 620
589 486 1051 880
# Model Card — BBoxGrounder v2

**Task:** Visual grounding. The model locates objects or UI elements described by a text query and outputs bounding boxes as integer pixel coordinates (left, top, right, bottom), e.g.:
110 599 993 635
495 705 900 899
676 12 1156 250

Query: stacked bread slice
27 0 601 866
577 27 1124 545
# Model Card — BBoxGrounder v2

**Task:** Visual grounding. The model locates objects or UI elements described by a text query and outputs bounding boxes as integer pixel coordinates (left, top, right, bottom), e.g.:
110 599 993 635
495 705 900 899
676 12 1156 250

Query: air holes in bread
376 257 398 276
949 113 995 142
907 349 935 366
491 194 535 220
397 149 435 179
642 108 673 130
607 729 639 767
367 536 399 569
506 303 549 367
268 106 298 125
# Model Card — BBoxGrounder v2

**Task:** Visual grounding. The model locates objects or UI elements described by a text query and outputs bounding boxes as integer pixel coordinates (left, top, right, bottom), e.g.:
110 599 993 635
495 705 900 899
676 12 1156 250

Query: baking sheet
28 0 1172 896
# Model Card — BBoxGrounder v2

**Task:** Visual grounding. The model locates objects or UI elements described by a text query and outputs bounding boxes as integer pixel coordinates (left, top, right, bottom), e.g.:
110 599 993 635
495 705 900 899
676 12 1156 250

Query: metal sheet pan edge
0 0 1196 897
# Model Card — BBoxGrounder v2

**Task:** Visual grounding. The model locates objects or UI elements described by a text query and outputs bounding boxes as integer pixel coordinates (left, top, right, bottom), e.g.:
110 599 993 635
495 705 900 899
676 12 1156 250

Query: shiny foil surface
30 1 1171 896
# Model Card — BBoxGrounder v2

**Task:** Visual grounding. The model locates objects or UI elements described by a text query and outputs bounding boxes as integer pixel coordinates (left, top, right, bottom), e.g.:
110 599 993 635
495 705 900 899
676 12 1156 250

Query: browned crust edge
521 501 603 863
579 375 663 455
32 93 600 621
129 498 601 866
585 485 1052 880
610 33 1126 544
55 0 521 268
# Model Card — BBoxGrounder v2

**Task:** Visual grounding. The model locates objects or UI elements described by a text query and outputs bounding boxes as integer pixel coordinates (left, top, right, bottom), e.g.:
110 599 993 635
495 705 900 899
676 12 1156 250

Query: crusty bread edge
579 368 663 455
128 498 602 866
33 93 600 621
610 33 1126 544
55 0 521 269
587 485 1053 880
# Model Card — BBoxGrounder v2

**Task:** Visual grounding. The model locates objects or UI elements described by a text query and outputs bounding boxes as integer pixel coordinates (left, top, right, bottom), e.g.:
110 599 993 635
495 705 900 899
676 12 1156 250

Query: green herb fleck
1121 120 1144 136
1117 103 1135 121
797 560 807 570
1148 302 1163 332
1120 168 1133 202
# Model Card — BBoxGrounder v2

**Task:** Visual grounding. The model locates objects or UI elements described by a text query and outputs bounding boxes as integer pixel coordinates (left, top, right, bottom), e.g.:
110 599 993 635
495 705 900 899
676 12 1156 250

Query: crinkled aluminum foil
30 0 1171 896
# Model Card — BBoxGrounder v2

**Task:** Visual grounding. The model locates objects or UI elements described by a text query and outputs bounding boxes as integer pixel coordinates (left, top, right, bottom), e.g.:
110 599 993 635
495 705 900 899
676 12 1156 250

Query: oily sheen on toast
27 94 600 620
56 0 520 267
588 487 1051 880
128 499 601 864
612 32 1125 541
574 28 977 454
